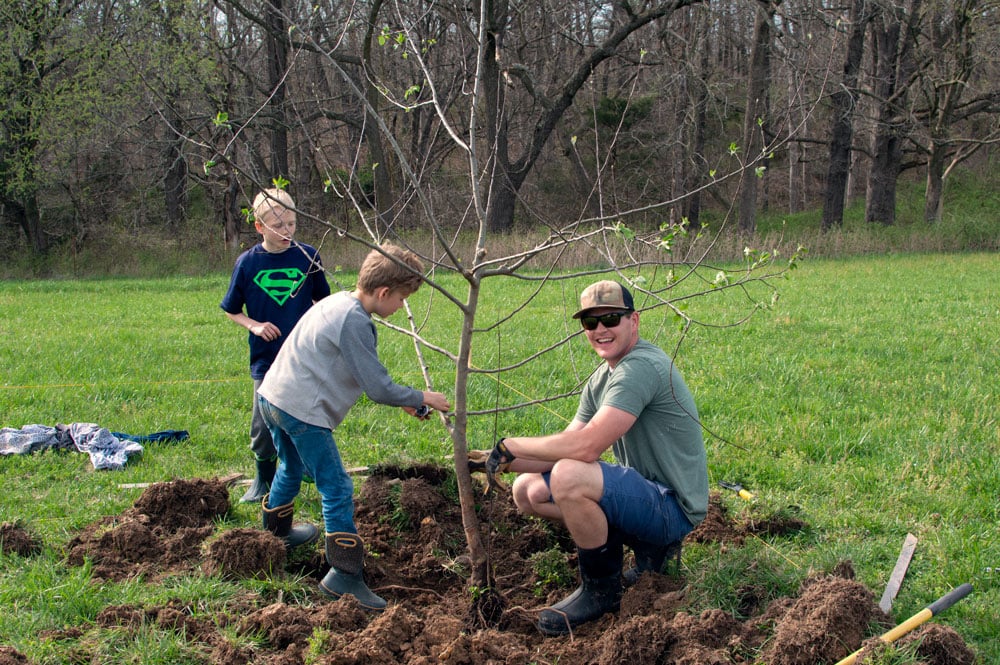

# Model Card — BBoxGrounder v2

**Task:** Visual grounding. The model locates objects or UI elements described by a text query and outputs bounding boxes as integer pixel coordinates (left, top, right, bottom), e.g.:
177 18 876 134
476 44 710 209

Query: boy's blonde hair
252 188 295 225
357 244 424 296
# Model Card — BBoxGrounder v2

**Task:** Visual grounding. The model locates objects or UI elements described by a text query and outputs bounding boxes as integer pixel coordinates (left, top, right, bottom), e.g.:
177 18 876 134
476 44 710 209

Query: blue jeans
544 461 694 546
257 395 356 534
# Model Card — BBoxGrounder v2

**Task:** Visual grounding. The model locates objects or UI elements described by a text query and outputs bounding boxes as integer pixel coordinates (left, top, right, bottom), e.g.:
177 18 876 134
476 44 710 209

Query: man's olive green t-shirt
576 339 708 525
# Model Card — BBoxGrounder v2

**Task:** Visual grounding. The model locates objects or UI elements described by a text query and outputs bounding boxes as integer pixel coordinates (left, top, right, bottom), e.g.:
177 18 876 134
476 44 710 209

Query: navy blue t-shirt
220 242 331 379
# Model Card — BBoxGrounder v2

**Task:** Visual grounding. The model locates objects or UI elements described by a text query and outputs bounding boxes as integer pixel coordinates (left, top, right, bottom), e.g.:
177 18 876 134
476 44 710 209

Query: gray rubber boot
261 495 319 550
537 532 623 636
319 532 386 611
240 457 276 503
623 538 683 586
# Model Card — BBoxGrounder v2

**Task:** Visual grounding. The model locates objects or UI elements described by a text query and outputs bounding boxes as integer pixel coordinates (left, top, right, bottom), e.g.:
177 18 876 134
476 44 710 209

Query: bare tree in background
737 0 779 235
822 0 872 230
865 0 922 225
913 0 1000 223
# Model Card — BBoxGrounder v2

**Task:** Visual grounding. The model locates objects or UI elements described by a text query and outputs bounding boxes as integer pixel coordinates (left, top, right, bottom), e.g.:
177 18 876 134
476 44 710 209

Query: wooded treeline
2 0 998 255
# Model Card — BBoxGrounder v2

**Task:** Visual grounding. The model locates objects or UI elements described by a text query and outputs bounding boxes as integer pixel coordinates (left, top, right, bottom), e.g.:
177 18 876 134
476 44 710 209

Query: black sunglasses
580 310 631 331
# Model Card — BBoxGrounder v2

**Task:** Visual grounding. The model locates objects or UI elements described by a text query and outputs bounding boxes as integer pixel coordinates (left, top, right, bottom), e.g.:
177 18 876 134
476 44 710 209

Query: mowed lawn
0 252 997 662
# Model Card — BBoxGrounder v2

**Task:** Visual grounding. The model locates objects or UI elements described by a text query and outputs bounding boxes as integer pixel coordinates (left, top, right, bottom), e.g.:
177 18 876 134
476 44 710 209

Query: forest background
2 0 999 271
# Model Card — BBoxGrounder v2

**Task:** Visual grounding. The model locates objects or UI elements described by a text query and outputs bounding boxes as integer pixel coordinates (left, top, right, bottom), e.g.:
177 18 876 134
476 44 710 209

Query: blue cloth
220 242 331 380
258 395 356 534
111 429 189 444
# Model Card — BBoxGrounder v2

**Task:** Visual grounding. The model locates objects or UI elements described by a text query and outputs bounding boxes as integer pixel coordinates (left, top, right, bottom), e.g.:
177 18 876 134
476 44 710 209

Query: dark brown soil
1 522 42 557
7 471 979 665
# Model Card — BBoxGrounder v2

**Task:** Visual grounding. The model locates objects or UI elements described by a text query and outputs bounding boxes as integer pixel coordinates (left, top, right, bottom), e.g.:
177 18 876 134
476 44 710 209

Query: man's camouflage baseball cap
572 280 635 319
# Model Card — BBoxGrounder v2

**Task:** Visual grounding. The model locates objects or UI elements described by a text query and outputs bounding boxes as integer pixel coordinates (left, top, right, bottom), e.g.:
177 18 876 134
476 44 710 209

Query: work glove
482 438 514 494
485 438 516 476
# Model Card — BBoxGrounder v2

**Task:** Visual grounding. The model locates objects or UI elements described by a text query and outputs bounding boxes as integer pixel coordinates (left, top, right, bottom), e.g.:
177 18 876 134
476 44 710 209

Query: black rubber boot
537 532 623 636
240 457 276 503
623 538 683 586
261 495 319 550
319 532 387 611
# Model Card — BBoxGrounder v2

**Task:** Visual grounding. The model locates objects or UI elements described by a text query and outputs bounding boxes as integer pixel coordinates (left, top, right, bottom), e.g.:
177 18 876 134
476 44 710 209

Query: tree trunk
221 169 242 252
485 173 521 235
685 31 711 228
865 11 900 225
865 0 922 225
737 1 777 235
450 280 493 591
821 0 869 231
265 0 289 179
924 141 946 223
362 0 400 228
9 194 47 254
788 76 803 215
163 122 188 228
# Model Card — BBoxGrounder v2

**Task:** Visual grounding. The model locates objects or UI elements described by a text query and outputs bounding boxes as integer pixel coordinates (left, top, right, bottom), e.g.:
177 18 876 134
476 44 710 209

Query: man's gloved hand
482 438 514 494
468 439 515 495
485 438 515 475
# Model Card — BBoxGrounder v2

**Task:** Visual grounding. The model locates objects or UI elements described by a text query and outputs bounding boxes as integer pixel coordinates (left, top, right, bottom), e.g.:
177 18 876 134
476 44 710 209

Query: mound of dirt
0 646 30 665
20 470 977 664
65 477 230 581
204 528 287 580
0 522 42 557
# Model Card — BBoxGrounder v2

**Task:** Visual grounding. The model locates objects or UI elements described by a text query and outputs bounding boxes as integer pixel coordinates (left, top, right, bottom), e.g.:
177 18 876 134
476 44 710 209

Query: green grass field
0 253 997 663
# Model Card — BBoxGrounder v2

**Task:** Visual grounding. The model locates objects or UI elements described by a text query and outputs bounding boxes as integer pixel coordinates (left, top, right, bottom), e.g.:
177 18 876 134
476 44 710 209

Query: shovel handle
719 481 755 500
834 583 973 665
927 582 973 615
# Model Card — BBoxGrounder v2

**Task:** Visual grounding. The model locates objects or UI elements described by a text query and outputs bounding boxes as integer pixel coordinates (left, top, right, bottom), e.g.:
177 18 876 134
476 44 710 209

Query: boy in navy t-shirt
221 188 331 502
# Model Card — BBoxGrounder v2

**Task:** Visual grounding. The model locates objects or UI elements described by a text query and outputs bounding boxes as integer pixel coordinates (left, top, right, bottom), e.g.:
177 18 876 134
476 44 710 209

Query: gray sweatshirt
258 290 423 429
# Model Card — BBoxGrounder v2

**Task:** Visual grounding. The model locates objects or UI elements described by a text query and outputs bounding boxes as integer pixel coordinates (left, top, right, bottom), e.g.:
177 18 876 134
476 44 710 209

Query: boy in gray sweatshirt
257 243 450 610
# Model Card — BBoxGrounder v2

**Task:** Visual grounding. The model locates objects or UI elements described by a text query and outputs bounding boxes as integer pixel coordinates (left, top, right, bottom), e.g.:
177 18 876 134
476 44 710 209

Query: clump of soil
204 528 287 580
26 470 977 665
688 495 808 547
0 522 42 557
0 646 30 664
762 575 887 665
899 622 978 664
65 477 231 581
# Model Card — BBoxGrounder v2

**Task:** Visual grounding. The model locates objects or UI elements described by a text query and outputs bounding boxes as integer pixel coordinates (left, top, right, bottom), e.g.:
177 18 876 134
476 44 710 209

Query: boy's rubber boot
319 532 387 611
537 531 623 636
623 538 683 586
261 495 319 550
240 457 276 503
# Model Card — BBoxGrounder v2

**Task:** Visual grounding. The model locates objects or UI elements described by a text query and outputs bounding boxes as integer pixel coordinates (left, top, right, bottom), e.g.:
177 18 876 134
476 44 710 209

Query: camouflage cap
572 280 635 319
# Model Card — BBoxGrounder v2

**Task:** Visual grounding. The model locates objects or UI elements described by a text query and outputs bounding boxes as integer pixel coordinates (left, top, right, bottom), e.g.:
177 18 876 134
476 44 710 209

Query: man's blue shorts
545 461 694 546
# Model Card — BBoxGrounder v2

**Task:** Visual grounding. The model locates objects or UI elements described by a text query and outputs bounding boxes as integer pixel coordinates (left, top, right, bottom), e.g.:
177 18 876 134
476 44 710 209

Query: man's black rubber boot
261 495 319 550
623 538 683 586
240 457 277 503
319 532 387 611
537 532 623 636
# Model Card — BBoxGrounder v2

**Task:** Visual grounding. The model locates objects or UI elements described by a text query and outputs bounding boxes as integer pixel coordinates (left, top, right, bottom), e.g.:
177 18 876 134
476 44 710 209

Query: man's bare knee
512 474 547 515
548 459 597 503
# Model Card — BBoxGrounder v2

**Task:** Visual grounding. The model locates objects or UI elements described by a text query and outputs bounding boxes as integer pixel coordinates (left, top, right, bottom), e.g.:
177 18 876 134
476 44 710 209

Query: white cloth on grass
0 423 142 471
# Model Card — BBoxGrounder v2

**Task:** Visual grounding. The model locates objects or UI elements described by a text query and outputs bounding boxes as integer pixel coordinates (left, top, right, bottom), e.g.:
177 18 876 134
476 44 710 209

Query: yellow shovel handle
834 583 972 665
